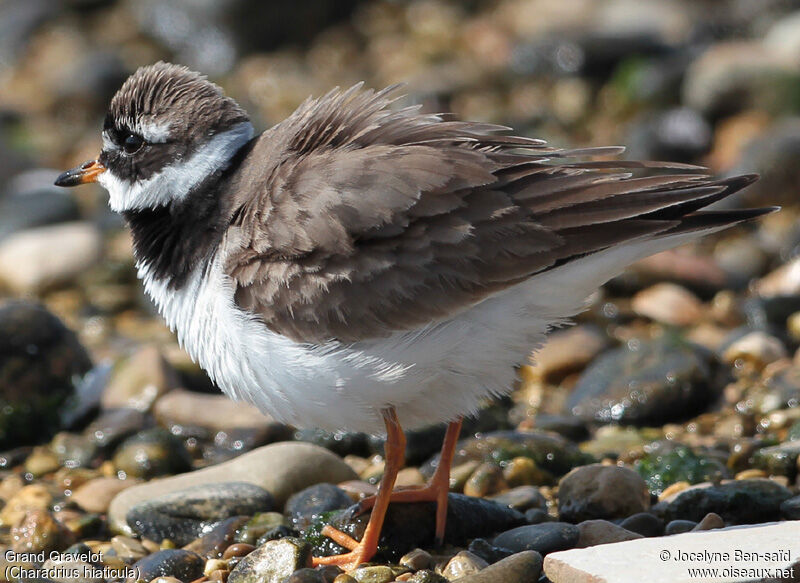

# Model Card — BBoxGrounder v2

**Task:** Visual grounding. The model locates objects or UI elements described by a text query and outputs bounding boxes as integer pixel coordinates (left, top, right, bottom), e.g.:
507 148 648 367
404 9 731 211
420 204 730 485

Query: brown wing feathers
225 85 770 343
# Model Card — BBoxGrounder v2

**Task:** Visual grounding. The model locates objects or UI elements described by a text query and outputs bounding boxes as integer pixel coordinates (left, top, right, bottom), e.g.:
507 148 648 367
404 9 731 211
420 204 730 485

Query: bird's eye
122 133 144 154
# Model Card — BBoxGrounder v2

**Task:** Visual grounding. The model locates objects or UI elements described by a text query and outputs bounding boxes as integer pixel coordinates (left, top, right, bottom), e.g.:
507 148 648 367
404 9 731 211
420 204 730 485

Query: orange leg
313 407 406 569
353 417 463 546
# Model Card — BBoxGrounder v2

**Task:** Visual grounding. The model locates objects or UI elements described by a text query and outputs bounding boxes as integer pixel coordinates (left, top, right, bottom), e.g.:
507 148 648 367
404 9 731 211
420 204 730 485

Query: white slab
544 521 800 583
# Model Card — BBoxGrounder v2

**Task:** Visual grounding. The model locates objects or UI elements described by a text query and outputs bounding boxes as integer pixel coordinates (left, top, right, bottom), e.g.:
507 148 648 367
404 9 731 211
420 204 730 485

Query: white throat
99 121 254 212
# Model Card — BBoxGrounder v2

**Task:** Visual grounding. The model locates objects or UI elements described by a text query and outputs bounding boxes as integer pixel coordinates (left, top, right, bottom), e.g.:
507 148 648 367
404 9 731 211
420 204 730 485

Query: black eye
122 133 144 154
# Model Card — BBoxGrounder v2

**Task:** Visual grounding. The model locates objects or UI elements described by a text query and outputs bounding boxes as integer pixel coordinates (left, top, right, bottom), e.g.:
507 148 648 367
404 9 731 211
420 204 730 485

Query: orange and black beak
54 159 106 187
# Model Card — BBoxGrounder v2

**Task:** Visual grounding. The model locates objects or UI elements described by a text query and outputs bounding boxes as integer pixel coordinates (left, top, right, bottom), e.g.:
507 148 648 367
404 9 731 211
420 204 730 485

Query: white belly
137 231 704 434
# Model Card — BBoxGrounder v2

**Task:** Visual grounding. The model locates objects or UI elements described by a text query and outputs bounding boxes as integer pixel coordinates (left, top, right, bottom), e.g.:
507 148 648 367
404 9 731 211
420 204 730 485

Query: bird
56 62 774 568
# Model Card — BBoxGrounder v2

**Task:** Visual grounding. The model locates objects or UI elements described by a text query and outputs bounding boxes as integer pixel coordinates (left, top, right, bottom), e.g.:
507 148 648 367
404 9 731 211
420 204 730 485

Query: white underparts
99 121 254 212
136 226 721 434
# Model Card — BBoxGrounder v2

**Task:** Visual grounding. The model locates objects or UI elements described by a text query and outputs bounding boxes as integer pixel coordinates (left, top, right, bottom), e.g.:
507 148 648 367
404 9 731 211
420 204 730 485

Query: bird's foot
311 525 375 570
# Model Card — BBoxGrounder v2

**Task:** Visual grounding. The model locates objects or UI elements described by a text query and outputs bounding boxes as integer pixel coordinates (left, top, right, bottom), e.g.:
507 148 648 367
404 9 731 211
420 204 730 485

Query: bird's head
55 62 254 212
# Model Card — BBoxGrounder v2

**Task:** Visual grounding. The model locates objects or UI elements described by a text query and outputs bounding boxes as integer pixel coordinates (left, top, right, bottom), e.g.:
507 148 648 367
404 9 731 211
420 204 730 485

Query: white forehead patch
99 120 254 212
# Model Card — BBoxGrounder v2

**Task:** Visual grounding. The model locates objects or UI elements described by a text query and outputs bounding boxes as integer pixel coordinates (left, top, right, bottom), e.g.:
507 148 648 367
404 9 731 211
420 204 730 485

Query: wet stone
662 479 793 524
308 494 524 561
633 444 729 496
83 407 148 450
10 508 75 553
50 432 100 469
749 441 800 481
492 522 579 555
464 462 507 497
487 485 547 512
467 538 514 564
285 483 354 531
227 537 312 583
234 512 292 546
101 345 179 412
399 548 433 571
183 515 250 559
567 337 719 426
619 512 664 537
294 428 371 458
441 550 488 579
129 549 205 583
558 464 650 523
0 300 92 449
349 565 396 583
126 482 273 546
112 427 192 480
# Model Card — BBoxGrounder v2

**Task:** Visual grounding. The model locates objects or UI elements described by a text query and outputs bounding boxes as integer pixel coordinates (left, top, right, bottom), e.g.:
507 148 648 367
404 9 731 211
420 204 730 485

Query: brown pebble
333 574 357 583
222 542 255 559
395 574 414 582
400 548 433 571
463 462 507 498
692 512 724 531
317 565 343 583
208 569 228 581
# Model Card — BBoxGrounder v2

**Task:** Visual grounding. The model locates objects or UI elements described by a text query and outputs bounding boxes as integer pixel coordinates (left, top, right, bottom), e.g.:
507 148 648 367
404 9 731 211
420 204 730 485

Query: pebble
0 301 92 449
543 521 800 582
463 462 507 497
101 345 179 412
227 537 312 583
130 549 206 583
112 427 193 480
109 442 357 536
633 444 728 496
10 508 74 552
631 283 703 327
493 522 579 555
0 483 52 526
126 482 273 546
399 548 433 571
662 479 792 524
234 511 292 546
71 477 137 514
487 485 547 512
691 512 724 531
285 483 354 530
756 256 800 298
618 513 664 537
350 565 396 583
154 388 285 433
442 551 489 580
576 520 643 547
722 331 788 368
524 325 608 383
682 41 799 117
447 550 542 583
567 337 718 425
557 464 650 522
0 222 102 294
110 534 149 562
223 542 256 560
